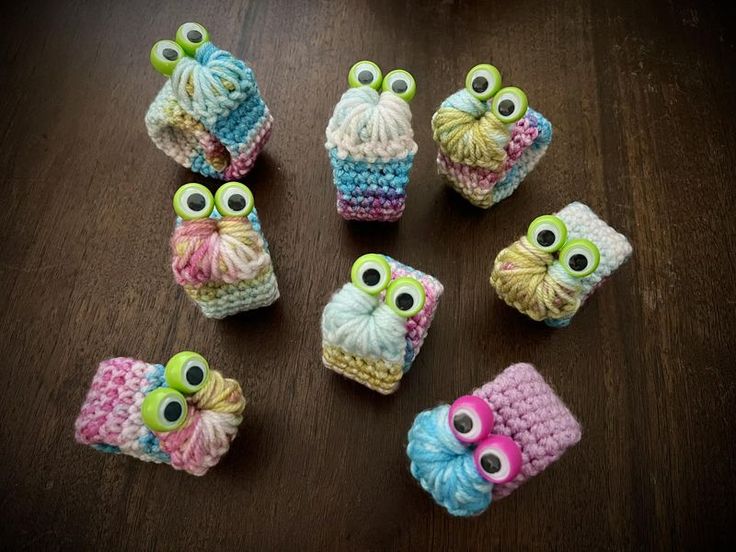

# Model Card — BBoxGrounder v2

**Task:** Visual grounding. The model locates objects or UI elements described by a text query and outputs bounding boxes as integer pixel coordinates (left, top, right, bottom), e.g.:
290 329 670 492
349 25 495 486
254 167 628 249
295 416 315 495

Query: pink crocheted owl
75 352 246 475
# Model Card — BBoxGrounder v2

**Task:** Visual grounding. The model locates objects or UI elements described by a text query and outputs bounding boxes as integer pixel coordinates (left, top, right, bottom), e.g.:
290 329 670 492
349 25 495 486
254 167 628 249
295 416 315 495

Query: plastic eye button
559 238 600 278
472 435 523 484
350 253 392 295
348 60 383 91
141 388 188 433
448 395 495 444
527 215 568 253
214 182 255 217
386 277 425 318
176 22 210 56
491 87 529 124
464 64 502 101
165 351 210 394
382 69 416 102
150 40 185 76
173 183 214 220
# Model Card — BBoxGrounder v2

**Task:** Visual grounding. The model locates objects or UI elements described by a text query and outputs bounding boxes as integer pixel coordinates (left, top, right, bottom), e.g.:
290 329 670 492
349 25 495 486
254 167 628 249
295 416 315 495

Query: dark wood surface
1 0 735 549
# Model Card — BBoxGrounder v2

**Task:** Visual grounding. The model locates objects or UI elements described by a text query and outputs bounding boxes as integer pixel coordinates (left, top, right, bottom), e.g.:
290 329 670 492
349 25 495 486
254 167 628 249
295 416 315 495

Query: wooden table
1 0 734 549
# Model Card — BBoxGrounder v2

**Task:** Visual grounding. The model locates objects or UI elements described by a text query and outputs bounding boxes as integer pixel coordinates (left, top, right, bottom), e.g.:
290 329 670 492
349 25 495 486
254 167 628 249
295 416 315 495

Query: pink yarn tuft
171 217 271 286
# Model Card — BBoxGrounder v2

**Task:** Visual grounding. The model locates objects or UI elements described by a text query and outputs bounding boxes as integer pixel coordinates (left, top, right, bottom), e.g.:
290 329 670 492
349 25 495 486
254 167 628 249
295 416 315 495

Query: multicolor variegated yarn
325 88 418 221
321 257 443 394
145 42 272 180
171 208 279 318
74 357 246 476
432 89 552 208
407 362 581 516
490 202 633 326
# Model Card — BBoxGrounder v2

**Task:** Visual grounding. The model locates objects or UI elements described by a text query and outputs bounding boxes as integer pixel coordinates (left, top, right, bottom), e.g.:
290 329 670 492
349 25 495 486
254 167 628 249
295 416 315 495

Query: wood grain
1 0 735 549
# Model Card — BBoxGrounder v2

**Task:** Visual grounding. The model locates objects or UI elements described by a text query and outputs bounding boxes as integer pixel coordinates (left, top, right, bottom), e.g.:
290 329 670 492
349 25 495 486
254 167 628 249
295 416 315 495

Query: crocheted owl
146 22 272 180
325 61 418 221
171 181 279 319
432 64 552 208
75 352 246 476
407 362 581 516
321 254 443 394
490 202 633 327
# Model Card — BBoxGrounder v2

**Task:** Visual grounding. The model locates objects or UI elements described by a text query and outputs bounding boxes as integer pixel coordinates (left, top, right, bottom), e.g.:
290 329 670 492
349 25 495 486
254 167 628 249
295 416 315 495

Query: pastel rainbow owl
146 22 272 180
75 351 246 476
325 61 418 221
170 181 279 319
490 202 633 327
432 64 552 208
321 254 443 394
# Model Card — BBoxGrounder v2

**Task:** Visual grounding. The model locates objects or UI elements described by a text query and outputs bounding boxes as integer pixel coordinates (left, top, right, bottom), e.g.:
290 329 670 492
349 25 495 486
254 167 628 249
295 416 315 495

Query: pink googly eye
448 395 494 443
472 434 522 484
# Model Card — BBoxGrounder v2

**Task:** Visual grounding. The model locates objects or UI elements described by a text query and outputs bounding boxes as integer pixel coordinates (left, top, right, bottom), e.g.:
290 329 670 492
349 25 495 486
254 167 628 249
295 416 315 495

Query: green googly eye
465 64 502 101
214 182 255 217
386 277 426 318
350 254 392 295
173 183 214 220
559 239 600 278
382 69 416 102
491 86 528 124
150 40 185 76
176 22 210 56
527 215 568 253
141 388 188 432
165 351 210 394
348 60 383 90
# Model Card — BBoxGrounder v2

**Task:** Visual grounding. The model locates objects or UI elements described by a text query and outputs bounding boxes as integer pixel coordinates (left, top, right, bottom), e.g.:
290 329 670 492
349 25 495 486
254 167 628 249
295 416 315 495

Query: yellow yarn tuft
193 369 247 416
432 107 509 170
490 237 581 321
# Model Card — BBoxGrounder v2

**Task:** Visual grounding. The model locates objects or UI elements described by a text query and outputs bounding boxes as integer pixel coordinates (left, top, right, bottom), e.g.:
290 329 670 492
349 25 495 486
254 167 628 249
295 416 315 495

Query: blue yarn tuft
407 404 493 516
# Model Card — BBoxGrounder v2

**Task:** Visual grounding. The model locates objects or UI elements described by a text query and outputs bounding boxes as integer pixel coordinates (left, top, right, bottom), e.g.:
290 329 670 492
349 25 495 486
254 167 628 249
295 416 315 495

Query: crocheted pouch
325 62 418 222
432 64 552 208
321 254 443 394
407 362 581 516
490 202 633 327
74 352 246 476
171 182 279 319
146 25 272 180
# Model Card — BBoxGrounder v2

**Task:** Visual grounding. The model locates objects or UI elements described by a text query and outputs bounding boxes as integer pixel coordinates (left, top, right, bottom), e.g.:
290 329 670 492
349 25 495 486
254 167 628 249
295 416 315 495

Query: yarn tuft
490 236 581 321
431 89 509 170
407 405 493 516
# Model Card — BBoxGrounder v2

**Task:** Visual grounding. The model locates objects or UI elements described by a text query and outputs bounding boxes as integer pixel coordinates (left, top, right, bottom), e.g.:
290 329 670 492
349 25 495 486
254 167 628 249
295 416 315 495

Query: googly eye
173 183 214 220
141 388 188 433
527 215 568 253
164 351 210 394
464 64 502 101
490 86 528 124
175 22 210 56
348 60 383 91
350 254 392 295
150 40 185 76
382 69 416 102
214 182 255 217
448 395 494 444
559 238 600 278
472 435 522 484
385 277 426 318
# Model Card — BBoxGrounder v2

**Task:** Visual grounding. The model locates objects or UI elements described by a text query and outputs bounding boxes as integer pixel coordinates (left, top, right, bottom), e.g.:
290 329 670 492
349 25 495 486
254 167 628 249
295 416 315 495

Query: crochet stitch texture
407 362 581 516
325 87 418 221
146 42 272 180
321 257 443 394
74 357 246 476
432 89 552 208
171 208 279 319
490 202 632 326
